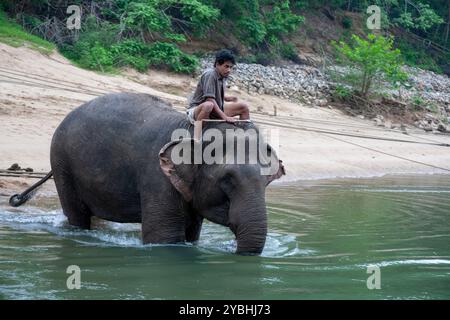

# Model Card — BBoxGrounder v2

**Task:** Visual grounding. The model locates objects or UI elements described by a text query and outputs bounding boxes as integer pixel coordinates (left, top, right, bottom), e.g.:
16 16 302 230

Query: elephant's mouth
198 199 230 227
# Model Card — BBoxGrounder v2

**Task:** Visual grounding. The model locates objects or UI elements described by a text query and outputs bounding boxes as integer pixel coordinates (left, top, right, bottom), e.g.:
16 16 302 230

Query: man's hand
225 96 238 102
225 116 236 123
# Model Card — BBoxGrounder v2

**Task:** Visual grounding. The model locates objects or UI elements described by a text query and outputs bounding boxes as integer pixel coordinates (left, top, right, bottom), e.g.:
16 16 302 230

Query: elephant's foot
53 170 92 230
67 212 91 230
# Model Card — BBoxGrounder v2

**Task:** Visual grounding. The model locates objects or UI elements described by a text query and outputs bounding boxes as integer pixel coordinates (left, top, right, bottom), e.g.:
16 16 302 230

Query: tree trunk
445 3 450 45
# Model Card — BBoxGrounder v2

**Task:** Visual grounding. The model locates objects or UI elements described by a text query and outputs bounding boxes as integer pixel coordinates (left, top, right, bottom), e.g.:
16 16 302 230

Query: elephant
10 93 285 254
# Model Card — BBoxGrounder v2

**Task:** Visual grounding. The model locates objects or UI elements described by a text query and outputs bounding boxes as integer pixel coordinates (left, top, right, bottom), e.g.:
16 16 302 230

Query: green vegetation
332 34 408 98
59 16 199 73
396 39 443 74
393 2 444 31
341 16 352 29
0 0 449 76
1 0 305 73
0 9 54 54
411 94 426 110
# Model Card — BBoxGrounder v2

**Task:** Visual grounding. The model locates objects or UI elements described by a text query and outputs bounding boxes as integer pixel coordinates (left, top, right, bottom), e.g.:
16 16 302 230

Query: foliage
394 2 444 31
332 34 408 98
280 43 300 62
207 0 304 60
342 16 352 29
333 84 352 99
411 94 426 109
120 0 219 38
1 0 448 74
395 39 443 73
0 8 54 53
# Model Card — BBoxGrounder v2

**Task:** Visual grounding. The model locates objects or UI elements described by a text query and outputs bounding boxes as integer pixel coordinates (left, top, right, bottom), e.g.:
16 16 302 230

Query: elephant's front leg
185 214 203 243
140 195 186 244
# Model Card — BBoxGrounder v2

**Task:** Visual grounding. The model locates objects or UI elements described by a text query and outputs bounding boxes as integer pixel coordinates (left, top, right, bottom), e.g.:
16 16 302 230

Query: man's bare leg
224 101 250 120
193 101 214 140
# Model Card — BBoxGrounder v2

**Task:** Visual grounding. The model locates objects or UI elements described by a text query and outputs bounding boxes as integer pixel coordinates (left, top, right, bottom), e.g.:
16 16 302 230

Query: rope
0 173 51 179
0 66 125 95
0 74 104 97
0 169 52 179
262 113 450 146
321 133 450 173
0 68 108 95
253 118 450 147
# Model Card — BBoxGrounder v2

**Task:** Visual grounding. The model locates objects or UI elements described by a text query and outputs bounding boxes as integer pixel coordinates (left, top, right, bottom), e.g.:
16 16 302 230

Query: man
187 49 250 127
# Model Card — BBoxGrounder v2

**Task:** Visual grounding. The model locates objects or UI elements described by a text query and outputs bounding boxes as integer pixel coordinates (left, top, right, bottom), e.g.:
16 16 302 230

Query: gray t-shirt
188 68 226 111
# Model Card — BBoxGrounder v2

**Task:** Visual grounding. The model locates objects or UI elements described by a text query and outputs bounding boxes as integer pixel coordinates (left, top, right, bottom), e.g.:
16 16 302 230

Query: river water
0 174 449 299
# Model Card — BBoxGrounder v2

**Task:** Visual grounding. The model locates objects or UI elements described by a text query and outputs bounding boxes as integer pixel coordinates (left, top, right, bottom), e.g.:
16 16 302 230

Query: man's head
214 49 235 78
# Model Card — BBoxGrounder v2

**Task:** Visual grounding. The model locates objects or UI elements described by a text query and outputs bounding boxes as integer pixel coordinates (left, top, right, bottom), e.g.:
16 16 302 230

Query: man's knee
239 102 249 113
200 101 214 114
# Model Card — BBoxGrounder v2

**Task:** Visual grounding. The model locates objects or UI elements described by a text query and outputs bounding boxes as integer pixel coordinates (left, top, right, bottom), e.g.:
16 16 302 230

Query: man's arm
206 98 236 123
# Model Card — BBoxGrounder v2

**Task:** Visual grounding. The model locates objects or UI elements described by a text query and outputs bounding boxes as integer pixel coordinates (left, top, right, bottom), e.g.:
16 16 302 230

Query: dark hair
214 49 235 67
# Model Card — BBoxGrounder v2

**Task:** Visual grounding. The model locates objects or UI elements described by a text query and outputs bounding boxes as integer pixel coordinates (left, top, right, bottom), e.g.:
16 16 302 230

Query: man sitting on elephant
186 49 250 128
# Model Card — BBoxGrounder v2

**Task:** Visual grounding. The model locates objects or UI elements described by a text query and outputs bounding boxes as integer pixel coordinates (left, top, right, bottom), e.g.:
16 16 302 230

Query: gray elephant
10 93 285 254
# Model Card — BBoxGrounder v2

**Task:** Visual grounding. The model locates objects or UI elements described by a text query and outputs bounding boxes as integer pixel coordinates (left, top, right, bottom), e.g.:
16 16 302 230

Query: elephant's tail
9 171 53 207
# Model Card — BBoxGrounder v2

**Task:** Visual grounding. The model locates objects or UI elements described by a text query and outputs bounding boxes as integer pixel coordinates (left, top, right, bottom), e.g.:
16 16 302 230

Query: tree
332 34 408 98
394 2 444 32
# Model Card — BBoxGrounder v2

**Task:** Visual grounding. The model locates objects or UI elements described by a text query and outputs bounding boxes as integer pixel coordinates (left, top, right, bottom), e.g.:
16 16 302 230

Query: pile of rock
400 66 450 107
414 113 449 133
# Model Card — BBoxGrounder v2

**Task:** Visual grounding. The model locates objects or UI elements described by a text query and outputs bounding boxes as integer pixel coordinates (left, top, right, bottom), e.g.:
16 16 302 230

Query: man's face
216 61 234 78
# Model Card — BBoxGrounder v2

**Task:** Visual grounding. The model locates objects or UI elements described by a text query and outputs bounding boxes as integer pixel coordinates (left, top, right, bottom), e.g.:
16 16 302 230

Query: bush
210 0 304 60
342 16 352 29
255 51 277 65
146 42 199 73
332 34 408 98
333 84 352 99
58 13 199 74
111 39 150 71
280 43 300 62
395 39 442 74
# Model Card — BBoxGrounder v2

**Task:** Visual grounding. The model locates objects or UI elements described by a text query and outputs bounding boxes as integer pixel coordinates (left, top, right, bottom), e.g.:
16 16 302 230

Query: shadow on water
1 174 450 299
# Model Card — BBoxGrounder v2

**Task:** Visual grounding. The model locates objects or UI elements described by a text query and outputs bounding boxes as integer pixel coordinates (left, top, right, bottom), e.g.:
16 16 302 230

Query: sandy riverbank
1 43 450 195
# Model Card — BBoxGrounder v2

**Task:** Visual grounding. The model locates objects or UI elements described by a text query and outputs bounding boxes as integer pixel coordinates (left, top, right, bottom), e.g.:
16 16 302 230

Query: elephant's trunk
229 192 267 255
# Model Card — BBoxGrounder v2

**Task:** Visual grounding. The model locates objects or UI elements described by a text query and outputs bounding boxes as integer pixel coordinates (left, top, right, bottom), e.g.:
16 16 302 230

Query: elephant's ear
264 144 286 185
159 139 197 202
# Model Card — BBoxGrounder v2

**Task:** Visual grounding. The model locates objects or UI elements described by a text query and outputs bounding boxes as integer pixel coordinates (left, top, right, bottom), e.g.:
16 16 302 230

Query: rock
315 98 328 106
385 120 392 129
24 167 34 172
423 123 433 131
400 124 408 134
373 118 384 127
7 163 21 171
437 123 447 132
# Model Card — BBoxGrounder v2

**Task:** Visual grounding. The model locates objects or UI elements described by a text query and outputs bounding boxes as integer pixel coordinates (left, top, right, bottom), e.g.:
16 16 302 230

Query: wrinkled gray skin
50 93 285 254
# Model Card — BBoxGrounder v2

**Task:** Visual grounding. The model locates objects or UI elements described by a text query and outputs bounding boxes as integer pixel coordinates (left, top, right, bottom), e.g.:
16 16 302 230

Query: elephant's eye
219 172 236 196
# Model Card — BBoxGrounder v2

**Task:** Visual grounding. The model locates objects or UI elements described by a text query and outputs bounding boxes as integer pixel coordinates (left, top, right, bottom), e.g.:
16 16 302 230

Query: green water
1 175 449 299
